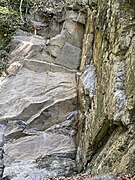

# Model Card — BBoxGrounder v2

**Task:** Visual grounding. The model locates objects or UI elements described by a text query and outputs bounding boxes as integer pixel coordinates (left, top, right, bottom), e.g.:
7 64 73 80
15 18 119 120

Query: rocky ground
46 174 135 180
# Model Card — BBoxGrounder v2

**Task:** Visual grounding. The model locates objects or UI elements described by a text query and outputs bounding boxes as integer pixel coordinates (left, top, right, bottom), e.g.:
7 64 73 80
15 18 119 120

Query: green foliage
0 0 34 74
0 0 54 74
0 0 33 41
0 4 19 38
0 1 18 73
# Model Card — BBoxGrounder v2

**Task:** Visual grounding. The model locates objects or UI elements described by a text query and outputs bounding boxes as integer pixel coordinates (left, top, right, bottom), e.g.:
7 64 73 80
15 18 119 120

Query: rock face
76 0 135 175
0 0 135 179
0 1 86 179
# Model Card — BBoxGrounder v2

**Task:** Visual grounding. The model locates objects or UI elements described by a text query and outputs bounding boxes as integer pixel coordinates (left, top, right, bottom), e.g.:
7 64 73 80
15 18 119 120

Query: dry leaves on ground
46 173 135 180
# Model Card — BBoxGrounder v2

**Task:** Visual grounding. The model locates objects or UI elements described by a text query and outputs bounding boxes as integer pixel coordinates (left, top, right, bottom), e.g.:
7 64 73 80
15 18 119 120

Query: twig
20 0 24 23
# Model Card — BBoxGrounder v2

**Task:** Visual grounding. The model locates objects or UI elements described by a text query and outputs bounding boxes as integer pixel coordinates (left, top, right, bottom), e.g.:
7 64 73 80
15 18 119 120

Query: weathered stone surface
45 33 66 58
46 44 62 58
31 49 56 63
37 155 77 176
45 20 84 58
55 43 81 69
46 34 66 48
26 98 77 131
3 160 55 179
86 127 135 174
80 64 96 97
65 10 86 24
0 1 87 178
0 64 76 121
3 131 76 178
32 20 60 37
9 35 45 63
62 20 85 48
76 0 135 174
23 59 77 73
0 125 6 177
1 0 135 178
46 110 78 137
10 30 32 51
4 132 75 162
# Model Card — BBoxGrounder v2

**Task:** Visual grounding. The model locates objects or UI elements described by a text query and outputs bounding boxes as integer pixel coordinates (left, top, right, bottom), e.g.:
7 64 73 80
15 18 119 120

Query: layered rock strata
0 0 135 178
0 1 87 179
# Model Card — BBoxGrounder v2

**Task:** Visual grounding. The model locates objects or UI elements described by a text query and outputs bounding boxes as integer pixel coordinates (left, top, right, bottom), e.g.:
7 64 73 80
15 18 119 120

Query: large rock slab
9 35 46 62
62 20 85 48
0 1 87 178
45 19 84 60
76 0 135 174
0 29 78 178
4 132 75 162
0 63 76 122
55 43 81 69
3 132 76 179
26 98 77 131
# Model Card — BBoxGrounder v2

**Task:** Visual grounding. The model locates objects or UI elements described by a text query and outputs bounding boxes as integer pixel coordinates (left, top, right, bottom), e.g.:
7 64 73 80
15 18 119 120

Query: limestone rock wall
0 1 87 179
76 0 135 174
0 0 135 178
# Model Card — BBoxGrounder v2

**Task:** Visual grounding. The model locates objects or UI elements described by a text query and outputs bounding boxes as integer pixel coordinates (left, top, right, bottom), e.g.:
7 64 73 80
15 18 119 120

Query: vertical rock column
76 0 135 174
76 8 97 172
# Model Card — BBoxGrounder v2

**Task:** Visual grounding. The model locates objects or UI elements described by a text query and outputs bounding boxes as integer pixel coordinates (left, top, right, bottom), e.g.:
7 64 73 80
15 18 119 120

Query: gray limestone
0 1 85 178
80 64 97 97
56 42 81 69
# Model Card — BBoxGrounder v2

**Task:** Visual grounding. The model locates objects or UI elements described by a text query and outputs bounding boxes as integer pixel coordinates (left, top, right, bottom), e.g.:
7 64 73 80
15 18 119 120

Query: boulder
3 132 76 178
0 62 76 121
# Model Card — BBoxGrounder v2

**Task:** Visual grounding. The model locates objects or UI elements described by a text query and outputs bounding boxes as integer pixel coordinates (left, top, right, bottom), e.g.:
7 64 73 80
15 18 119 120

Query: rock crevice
0 0 135 178
76 0 135 174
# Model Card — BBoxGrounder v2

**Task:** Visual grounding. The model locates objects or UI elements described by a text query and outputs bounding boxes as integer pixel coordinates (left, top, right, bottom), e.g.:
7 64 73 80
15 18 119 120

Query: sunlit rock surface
0 1 87 179
0 0 135 179
76 0 135 174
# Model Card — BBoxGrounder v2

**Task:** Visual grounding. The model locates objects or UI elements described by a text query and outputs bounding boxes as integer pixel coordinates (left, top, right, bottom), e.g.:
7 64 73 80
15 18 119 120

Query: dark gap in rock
91 118 118 156
84 122 118 171
129 105 135 124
